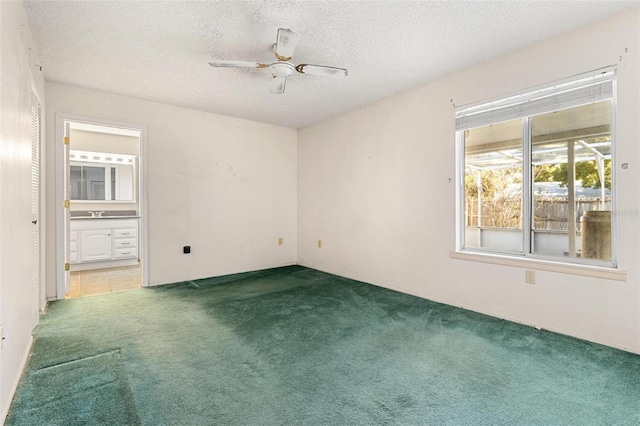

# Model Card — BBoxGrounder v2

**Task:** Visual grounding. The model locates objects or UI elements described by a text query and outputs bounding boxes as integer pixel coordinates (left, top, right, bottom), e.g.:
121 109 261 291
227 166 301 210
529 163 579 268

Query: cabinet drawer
114 238 137 249
114 228 137 239
70 231 78 242
114 248 137 259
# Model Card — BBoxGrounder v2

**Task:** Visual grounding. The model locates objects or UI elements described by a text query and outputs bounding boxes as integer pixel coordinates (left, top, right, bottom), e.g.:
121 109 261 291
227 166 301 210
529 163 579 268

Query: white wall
45 83 298 290
298 8 640 353
0 1 46 421
70 129 139 156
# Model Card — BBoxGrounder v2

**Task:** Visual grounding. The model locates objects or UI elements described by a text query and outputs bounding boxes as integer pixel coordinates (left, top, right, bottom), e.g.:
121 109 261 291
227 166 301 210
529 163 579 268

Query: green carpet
7 349 139 425
6 266 640 425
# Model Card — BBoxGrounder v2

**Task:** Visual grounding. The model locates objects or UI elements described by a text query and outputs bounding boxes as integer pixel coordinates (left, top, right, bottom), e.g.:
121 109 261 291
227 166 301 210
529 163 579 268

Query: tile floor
68 264 142 298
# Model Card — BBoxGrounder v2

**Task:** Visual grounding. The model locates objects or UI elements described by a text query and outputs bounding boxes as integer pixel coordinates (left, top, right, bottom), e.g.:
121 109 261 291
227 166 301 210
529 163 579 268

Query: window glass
464 119 523 252
531 101 612 260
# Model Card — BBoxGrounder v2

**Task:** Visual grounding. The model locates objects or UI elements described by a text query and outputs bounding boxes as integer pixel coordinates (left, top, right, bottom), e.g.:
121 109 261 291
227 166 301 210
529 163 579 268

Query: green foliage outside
534 159 611 189
465 159 611 229
465 167 522 228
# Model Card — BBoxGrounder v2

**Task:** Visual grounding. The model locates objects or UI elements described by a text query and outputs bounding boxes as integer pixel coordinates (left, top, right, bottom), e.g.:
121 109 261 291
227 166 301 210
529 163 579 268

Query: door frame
55 113 148 299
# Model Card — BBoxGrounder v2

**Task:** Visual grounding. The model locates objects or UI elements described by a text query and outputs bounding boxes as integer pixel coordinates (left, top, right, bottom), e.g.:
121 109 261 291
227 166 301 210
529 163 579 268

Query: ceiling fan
208 28 348 94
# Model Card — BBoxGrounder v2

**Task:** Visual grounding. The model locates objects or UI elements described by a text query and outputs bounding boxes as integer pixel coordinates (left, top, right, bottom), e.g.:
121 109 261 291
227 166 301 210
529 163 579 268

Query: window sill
449 251 627 282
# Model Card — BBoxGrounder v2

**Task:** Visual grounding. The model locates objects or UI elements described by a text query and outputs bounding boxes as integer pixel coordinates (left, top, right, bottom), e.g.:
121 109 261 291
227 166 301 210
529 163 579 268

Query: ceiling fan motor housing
269 62 295 77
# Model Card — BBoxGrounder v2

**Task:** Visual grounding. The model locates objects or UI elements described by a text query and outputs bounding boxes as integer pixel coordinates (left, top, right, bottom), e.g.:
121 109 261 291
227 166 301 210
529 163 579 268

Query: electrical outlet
318 240 322 248
525 270 535 284
278 237 283 245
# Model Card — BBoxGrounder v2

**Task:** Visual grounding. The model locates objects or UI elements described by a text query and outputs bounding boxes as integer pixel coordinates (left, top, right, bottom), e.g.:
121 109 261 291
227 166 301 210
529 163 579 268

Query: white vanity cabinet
70 218 139 270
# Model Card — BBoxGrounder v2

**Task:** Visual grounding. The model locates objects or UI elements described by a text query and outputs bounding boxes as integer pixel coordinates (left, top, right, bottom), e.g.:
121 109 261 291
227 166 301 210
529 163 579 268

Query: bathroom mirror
69 150 136 202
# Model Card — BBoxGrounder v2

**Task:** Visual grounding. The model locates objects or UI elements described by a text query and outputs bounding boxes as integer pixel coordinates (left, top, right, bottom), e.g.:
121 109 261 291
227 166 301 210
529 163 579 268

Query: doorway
69 265 142 298
55 114 148 299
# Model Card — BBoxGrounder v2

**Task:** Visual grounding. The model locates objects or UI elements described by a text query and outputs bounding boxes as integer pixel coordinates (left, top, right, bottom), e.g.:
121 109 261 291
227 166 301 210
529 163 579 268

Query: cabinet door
69 241 79 264
80 229 112 262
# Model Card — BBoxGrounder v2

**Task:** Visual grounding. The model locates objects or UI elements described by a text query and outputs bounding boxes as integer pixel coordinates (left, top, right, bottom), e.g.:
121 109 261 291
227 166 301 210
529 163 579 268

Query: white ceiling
23 1 638 129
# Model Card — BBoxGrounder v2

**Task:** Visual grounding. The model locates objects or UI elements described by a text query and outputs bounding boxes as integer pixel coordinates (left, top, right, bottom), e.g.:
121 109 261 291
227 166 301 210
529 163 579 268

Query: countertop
70 216 140 220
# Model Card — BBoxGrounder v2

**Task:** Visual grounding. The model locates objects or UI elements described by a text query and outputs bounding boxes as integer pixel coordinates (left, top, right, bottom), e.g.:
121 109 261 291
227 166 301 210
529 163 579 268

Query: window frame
455 67 618 269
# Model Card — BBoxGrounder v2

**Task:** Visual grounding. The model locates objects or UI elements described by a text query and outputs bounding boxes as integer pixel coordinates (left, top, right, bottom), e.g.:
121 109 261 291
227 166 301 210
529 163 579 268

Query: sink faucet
97 211 106 217
89 211 96 218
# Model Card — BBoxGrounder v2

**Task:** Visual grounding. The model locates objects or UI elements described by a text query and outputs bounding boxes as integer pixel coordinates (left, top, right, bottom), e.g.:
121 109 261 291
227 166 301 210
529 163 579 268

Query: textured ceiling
23 1 638 129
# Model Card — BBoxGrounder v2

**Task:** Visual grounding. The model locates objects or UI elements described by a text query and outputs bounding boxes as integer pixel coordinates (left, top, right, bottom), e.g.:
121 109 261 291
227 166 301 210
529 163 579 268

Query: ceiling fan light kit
270 62 295 77
209 28 347 94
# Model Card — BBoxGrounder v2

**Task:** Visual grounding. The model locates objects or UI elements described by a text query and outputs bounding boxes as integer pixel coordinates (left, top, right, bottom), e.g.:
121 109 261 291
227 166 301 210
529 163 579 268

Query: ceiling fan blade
270 76 287 94
209 60 268 69
275 28 301 61
295 64 348 78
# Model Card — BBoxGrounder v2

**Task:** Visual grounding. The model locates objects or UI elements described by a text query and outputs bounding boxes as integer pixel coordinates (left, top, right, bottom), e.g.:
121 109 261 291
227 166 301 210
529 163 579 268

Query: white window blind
455 67 615 131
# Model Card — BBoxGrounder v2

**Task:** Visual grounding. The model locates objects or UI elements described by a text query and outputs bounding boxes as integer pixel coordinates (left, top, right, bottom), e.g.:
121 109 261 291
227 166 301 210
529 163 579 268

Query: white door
30 91 41 329
80 230 112 262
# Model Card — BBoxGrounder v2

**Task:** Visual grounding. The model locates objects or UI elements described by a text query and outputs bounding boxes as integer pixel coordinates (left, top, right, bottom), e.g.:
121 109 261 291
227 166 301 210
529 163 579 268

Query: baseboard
372 284 640 355
1 336 33 425
299 264 640 356
148 262 299 287
395 286 640 355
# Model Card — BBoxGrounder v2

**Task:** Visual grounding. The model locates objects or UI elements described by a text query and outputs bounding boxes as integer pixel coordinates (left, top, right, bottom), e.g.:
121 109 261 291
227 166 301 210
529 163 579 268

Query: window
456 68 615 267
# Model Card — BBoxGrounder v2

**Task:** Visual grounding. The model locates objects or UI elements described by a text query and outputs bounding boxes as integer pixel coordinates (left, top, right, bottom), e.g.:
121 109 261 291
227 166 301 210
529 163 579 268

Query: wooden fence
466 197 611 231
